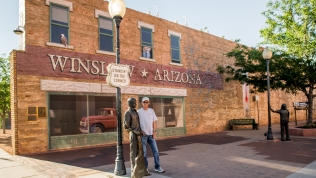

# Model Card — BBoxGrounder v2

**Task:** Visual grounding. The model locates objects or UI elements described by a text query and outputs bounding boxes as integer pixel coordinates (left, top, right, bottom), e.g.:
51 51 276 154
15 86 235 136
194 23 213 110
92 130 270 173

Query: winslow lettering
48 54 135 77
48 54 107 75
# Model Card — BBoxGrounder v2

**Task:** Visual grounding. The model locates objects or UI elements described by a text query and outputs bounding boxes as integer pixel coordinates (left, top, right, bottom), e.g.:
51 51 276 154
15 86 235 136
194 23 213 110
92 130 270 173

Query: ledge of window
96 50 116 56
46 42 74 50
169 62 183 67
139 57 156 62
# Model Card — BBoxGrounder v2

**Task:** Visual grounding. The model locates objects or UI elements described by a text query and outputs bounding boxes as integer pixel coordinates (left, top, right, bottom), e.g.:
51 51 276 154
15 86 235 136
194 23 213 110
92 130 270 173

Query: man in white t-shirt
137 97 165 174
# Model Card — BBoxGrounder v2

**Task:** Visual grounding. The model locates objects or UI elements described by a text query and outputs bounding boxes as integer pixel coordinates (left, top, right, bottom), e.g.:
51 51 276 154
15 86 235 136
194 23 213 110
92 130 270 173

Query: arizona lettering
154 68 202 85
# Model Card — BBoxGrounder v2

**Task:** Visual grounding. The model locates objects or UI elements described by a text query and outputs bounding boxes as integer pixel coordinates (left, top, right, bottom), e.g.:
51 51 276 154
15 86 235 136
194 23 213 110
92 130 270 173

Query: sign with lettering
106 63 130 87
293 102 308 107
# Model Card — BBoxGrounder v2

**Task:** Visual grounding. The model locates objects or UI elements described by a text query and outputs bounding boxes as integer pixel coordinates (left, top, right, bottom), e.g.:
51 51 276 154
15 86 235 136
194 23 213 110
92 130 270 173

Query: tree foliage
261 0 316 59
218 45 301 93
0 55 10 134
217 0 316 125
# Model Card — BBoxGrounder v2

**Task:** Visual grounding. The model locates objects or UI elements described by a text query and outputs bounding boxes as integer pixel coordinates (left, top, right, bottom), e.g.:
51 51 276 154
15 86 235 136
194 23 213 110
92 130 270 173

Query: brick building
10 0 307 155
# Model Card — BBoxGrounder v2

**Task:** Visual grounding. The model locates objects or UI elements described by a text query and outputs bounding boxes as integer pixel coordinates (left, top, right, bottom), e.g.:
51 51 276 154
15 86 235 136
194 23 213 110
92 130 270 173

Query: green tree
0 55 10 134
217 0 316 126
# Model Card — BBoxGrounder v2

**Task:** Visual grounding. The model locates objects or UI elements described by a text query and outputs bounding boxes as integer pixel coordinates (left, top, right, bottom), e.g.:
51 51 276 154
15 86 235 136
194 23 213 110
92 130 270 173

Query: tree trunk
2 118 5 134
307 89 313 126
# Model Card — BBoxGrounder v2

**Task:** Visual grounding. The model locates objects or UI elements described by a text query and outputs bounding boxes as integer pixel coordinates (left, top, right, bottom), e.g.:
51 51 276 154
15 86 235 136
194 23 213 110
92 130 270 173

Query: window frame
49 3 70 45
138 21 155 62
170 35 181 63
168 30 183 66
141 27 154 59
98 15 114 52
48 92 117 137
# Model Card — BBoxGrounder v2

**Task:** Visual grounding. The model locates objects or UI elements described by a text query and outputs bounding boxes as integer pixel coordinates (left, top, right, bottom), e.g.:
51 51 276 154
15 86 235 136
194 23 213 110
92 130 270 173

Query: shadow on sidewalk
241 137 316 164
21 132 248 168
239 120 316 165
0 129 12 155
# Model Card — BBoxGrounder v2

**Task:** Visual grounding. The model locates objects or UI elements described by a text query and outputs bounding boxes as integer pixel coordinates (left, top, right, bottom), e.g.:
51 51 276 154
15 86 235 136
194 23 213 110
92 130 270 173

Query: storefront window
49 94 116 136
138 97 184 128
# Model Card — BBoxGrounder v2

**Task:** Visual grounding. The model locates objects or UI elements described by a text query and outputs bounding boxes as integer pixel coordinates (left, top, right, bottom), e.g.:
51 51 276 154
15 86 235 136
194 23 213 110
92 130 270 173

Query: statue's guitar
131 135 147 178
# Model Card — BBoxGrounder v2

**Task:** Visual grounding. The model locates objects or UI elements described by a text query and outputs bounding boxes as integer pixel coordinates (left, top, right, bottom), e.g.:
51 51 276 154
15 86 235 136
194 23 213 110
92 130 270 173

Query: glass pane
99 18 112 35
172 49 180 61
163 98 183 128
138 97 183 128
142 45 152 58
171 36 179 49
52 20 68 26
86 96 117 134
51 25 68 43
49 95 87 136
141 30 152 44
142 28 152 33
100 28 113 35
138 97 162 117
52 5 68 24
100 35 113 52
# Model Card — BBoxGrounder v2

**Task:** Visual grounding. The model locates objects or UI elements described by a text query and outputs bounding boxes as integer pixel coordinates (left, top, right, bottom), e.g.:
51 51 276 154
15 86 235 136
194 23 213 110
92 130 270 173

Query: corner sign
106 63 130 87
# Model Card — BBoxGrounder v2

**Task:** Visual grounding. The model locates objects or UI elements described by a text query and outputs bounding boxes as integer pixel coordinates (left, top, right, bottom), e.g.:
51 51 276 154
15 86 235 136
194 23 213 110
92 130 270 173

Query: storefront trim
156 127 186 138
40 79 187 96
50 132 117 150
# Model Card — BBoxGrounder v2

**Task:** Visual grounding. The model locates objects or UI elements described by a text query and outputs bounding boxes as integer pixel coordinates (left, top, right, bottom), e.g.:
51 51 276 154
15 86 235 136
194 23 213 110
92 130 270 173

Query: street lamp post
108 0 127 175
263 48 273 140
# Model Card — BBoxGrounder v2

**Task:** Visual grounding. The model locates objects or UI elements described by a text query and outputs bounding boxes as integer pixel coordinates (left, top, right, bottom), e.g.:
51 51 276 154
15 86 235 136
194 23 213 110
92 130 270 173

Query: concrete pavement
1 121 316 178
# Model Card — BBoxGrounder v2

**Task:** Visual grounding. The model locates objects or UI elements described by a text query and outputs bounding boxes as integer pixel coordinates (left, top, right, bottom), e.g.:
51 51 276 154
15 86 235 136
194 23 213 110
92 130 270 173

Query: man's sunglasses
143 102 149 104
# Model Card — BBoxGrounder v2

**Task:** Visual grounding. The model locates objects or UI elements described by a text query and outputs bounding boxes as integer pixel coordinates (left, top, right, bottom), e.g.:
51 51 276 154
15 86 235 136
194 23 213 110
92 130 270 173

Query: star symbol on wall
141 68 148 78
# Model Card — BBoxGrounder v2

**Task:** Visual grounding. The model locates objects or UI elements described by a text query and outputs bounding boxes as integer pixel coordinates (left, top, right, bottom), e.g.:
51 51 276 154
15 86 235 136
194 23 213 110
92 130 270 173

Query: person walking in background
137 97 165 175
271 103 291 141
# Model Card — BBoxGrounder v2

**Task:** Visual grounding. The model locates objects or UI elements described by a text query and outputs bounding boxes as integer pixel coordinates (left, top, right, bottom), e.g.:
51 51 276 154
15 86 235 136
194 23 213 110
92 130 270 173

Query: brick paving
1 121 316 177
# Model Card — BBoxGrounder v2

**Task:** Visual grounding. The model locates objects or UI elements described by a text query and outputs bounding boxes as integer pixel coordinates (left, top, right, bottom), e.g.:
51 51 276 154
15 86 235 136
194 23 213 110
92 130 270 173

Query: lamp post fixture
108 0 126 175
262 47 273 140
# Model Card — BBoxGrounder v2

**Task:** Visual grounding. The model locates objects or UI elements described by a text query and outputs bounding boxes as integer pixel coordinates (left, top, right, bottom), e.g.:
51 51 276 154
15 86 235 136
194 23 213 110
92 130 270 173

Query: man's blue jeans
141 135 161 169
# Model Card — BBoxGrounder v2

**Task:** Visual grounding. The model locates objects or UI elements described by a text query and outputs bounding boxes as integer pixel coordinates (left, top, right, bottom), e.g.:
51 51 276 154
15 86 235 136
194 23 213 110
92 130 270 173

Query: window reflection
139 97 184 128
49 94 116 136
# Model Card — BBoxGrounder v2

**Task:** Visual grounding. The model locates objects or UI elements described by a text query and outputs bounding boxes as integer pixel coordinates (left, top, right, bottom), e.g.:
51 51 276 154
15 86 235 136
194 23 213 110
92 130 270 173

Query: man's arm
123 111 132 132
270 106 278 113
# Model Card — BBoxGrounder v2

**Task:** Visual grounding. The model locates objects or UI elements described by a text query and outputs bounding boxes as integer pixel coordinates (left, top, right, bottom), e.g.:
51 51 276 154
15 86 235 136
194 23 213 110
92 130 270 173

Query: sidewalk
0 148 44 178
0 121 316 178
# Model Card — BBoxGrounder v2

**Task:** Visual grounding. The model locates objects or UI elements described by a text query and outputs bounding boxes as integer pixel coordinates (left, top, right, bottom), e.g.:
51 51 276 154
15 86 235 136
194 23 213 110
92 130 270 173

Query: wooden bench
230 119 258 131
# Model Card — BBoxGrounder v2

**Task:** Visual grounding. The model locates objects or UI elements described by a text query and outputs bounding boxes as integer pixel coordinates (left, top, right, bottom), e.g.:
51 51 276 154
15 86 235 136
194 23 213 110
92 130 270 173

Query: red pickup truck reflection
79 108 117 133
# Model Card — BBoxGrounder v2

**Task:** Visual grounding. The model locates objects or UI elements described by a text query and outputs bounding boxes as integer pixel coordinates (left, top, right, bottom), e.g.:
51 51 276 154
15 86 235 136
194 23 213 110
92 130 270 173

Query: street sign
293 102 308 107
106 63 130 87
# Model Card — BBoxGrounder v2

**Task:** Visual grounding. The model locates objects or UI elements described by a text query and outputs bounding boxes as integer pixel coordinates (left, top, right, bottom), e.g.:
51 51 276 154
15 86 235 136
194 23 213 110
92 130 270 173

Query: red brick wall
24 0 234 71
10 0 308 155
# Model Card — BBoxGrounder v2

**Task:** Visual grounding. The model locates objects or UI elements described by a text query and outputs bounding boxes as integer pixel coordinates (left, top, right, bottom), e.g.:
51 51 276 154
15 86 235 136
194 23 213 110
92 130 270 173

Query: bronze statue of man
271 104 291 141
124 98 146 178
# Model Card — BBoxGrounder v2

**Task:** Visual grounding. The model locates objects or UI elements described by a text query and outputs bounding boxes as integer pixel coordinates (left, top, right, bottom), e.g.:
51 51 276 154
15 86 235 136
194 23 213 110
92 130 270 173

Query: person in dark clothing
271 104 291 141
124 98 147 177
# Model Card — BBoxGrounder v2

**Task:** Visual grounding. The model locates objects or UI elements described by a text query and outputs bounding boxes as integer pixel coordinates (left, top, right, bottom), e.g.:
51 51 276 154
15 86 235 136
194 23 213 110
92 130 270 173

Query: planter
289 127 316 137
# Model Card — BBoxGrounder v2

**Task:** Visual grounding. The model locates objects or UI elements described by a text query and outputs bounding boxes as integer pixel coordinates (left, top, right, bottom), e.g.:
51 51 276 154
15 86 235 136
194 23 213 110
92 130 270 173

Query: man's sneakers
154 167 165 173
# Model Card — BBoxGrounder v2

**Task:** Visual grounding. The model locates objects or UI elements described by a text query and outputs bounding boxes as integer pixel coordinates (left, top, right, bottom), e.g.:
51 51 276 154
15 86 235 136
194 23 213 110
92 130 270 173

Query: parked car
79 108 117 133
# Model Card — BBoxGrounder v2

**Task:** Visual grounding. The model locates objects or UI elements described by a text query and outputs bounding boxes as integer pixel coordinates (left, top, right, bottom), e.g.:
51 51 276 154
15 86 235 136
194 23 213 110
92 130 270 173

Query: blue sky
0 0 269 57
